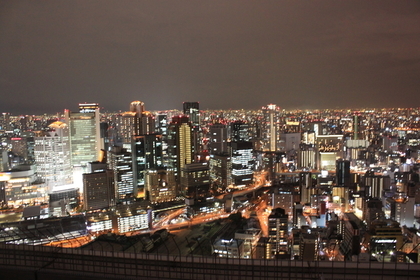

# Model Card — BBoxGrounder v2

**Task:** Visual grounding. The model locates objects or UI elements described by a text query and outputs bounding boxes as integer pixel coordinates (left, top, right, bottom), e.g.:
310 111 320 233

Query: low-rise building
0 165 48 208
213 238 245 258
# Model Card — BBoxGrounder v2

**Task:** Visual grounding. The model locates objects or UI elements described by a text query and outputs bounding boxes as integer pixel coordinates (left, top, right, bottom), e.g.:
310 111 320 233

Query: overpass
0 243 419 280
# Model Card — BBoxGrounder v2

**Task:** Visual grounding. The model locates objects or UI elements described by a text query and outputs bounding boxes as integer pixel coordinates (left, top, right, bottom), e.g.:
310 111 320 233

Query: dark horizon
4 103 420 117
1 1 420 115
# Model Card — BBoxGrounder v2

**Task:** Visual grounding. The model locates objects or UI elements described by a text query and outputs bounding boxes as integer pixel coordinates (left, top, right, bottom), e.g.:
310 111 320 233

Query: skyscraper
155 113 169 164
183 102 200 129
230 141 254 186
132 134 163 198
362 170 391 198
352 114 364 140
155 114 168 136
144 169 176 203
230 121 251 142
115 111 141 146
229 121 254 187
180 162 210 199
209 123 228 155
34 121 73 191
114 100 156 152
261 104 280 152
167 115 194 184
268 208 289 258
107 146 134 201
336 159 351 187
65 103 103 167
183 102 201 160
83 169 115 211
209 153 231 190
10 135 35 166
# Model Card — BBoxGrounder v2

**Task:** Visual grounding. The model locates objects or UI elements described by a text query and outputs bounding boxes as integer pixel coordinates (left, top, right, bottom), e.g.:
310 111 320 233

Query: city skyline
2 93 420 274
1 1 420 115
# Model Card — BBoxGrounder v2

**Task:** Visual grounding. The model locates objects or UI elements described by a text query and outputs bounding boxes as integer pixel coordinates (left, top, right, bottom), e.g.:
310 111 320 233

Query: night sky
1 1 420 115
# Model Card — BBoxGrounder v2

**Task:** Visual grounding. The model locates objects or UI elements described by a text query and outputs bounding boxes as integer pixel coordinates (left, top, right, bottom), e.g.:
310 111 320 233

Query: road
216 171 268 200
254 195 270 237
163 211 230 231
153 208 186 229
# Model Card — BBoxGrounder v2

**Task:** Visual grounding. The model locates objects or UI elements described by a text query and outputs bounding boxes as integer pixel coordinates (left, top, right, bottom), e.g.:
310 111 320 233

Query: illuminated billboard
316 135 343 152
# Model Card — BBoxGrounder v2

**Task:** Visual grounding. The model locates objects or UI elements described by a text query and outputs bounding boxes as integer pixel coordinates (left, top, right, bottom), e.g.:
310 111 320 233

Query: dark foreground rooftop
1 243 419 280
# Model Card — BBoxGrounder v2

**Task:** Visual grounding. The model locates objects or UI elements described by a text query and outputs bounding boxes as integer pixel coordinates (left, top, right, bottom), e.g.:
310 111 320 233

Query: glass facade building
65 105 102 167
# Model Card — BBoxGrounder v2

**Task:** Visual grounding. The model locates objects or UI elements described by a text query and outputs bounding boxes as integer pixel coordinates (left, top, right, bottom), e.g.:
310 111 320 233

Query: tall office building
115 112 141 145
362 171 391 198
79 103 100 113
183 102 200 129
305 121 326 137
268 208 289 258
10 135 35 165
298 144 316 170
209 153 231 190
261 104 280 152
100 122 110 152
345 139 369 167
338 213 362 260
144 169 177 203
209 123 228 155
129 100 145 115
34 121 73 191
230 141 254 187
140 111 156 135
155 113 169 164
114 101 156 151
209 121 249 190
271 185 294 218
132 134 163 198
336 159 351 187
155 114 167 135
278 132 300 166
167 116 194 183
299 172 314 204
183 102 201 161
229 121 254 187
230 121 251 142
83 169 115 211
180 162 210 199
352 114 364 140
107 146 134 201
392 196 415 227
65 103 103 167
